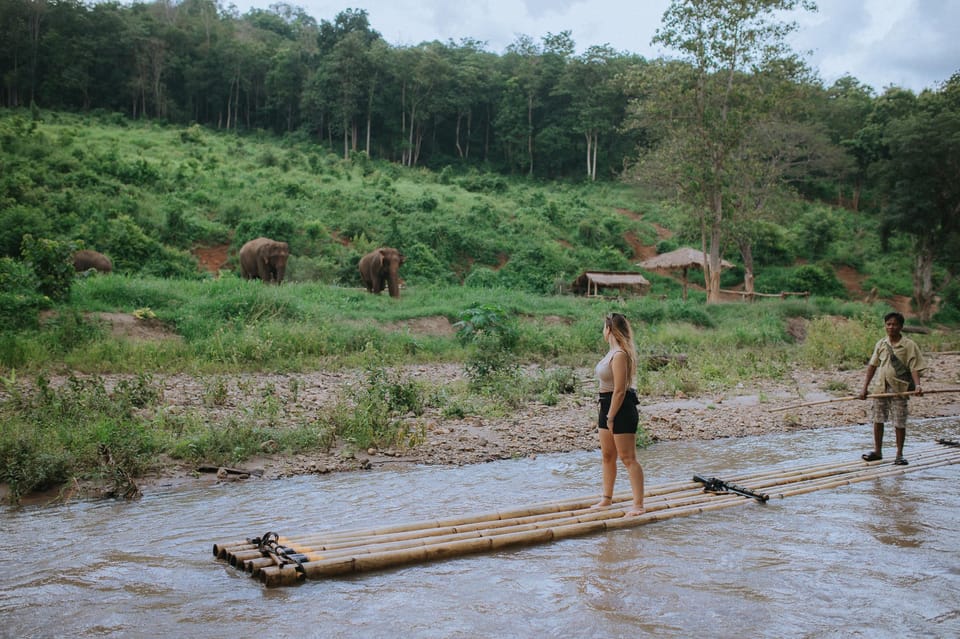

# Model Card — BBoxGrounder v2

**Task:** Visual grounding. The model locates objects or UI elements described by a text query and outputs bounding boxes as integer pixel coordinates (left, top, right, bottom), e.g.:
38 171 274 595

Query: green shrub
751 221 795 266
0 257 48 329
789 264 845 297
21 235 77 301
800 315 874 370
655 238 679 254
464 266 501 288
0 205 53 258
328 357 430 450
792 206 839 260
455 303 522 389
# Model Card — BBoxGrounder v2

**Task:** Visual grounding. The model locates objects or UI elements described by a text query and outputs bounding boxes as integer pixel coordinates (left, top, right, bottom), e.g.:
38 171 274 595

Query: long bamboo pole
767 388 960 413
219 445 960 568
214 442 960 586
217 445 960 566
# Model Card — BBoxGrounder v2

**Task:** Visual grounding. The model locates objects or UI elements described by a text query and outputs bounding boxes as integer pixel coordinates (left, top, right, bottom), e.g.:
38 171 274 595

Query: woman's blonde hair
605 312 637 385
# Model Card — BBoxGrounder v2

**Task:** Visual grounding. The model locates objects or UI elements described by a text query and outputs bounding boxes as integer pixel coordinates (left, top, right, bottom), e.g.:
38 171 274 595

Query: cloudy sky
226 0 959 94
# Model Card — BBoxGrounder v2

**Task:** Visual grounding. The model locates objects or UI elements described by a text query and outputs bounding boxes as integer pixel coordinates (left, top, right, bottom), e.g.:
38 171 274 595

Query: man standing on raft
859 312 925 465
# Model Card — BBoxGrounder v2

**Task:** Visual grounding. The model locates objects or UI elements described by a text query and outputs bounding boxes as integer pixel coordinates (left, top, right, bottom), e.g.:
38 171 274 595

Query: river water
2 418 959 639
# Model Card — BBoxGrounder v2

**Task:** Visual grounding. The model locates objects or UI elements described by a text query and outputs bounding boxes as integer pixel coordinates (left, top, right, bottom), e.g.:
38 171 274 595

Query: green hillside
3 110 960 503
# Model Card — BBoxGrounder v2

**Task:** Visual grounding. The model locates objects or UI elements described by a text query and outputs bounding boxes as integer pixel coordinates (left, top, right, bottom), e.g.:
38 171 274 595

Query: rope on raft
248 531 307 575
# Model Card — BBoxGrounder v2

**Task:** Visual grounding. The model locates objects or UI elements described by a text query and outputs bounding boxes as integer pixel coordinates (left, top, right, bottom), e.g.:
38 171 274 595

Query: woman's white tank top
595 348 623 393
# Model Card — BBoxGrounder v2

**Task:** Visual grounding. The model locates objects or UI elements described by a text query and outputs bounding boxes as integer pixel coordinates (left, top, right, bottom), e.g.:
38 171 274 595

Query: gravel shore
144 352 960 488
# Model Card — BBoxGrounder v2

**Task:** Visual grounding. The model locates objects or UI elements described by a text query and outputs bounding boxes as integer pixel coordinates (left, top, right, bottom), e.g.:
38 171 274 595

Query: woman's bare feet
590 496 613 509
625 505 645 517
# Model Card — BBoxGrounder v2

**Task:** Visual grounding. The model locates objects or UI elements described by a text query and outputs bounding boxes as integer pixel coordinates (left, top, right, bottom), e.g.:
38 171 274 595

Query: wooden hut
638 247 734 301
571 271 651 297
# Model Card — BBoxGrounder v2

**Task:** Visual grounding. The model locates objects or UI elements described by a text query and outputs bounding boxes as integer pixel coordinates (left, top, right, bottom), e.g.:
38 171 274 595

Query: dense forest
1 0 958 319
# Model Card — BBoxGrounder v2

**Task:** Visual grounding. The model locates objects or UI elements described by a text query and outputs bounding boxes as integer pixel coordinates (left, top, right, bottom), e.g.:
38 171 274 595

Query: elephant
239 237 289 284
73 249 112 274
358 247 405 298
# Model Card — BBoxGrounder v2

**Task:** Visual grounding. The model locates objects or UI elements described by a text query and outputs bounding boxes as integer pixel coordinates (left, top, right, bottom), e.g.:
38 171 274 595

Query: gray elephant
359 247 405 298
73 249 112 274
239 237 289 284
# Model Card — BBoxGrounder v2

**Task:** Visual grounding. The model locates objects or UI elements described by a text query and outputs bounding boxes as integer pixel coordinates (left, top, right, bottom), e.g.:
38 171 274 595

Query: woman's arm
607 351 628 427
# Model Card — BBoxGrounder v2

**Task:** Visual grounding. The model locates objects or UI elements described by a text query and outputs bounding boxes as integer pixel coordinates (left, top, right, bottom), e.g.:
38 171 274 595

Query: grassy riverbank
3 274 959 504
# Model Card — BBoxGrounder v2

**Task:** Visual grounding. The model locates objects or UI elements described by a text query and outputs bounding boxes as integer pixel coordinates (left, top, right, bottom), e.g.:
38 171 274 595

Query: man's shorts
871 396 908 428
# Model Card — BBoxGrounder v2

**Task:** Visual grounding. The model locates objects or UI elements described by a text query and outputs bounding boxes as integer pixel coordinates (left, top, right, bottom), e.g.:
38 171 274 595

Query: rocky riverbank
145 352 960 489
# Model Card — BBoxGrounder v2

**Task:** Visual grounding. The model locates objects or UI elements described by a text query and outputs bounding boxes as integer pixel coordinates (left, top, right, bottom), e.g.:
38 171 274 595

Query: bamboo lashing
767 387 960 413
212 439 960 587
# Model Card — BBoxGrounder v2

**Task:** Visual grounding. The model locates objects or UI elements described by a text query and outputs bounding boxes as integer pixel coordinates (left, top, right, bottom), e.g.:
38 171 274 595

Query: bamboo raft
213 439 960 588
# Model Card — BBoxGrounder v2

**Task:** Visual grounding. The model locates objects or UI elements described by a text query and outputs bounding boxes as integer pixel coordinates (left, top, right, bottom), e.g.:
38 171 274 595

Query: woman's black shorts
598 390 639 434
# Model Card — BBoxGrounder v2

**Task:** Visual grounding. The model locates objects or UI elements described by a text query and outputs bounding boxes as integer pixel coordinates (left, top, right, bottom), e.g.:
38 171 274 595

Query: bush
751 221 795 266
0 257 48 329
464 266 501 288
496 245 575 294
21 234 77 301
455 303 521 390
791 206 839 260
789 264 845 297
800 315 874 370
0 205 53 258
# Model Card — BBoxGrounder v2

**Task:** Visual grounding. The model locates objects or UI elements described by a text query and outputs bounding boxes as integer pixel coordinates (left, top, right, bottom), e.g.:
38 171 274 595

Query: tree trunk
365 111 372 155
484 104 490 161
455 113 464 158
585 131 592 178
590 132 598 181
406 106 417 167
913 234 935 322
706 187 724 303
738 238 755 298
527 92 534 177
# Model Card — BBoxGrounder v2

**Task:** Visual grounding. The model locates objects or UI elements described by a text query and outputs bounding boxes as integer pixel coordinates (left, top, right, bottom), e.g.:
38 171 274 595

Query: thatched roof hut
638 248 734 300
572 271 651 297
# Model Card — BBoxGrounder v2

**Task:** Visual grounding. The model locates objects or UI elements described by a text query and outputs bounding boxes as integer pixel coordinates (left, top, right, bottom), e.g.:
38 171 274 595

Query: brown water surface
2 419 959 638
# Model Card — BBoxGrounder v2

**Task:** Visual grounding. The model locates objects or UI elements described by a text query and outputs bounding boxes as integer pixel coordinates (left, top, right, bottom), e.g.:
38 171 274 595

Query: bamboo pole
223 445 960 571
258 492 755 587
222 445 960 569
767 388 960 413
214 442 960 586
241 487 739 575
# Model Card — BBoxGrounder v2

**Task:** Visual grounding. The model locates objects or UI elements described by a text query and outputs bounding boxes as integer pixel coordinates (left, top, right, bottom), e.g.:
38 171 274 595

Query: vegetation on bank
0 108 958 504
2 273 959 504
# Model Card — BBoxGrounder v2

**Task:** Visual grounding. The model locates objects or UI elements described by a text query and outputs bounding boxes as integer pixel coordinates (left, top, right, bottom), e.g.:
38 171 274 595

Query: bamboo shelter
638 247 734 300
571 271 651 297
213 440 960 588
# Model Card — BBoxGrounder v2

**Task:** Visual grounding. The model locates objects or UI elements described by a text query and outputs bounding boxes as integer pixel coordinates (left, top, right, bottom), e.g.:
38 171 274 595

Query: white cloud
227 0 956 92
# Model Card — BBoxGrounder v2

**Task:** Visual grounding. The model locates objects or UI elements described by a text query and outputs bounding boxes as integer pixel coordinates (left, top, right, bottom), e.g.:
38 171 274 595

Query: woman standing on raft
593 312 645 516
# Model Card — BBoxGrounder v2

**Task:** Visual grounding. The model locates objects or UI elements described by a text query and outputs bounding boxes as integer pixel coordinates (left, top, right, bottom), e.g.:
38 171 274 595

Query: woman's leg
614 433 645 516
592 428 617 507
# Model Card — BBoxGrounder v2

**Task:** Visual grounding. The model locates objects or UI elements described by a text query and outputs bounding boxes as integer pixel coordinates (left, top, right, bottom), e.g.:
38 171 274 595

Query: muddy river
2 419 959 638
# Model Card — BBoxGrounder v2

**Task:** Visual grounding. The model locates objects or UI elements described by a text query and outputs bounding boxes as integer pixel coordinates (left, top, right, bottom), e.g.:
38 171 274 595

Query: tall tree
556 45 632 181
875 75 960 321
498 35 544 176
817 75 875 209
637 0 817 302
